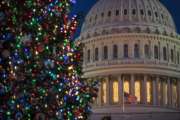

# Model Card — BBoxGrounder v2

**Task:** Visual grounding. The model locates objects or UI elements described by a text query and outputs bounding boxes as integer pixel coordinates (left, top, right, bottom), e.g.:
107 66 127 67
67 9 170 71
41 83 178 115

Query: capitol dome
80 0 177 38
78 0 180 120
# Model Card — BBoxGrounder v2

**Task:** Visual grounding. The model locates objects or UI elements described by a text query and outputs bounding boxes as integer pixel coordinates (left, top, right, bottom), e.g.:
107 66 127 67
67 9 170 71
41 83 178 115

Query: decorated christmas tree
0 0 98 119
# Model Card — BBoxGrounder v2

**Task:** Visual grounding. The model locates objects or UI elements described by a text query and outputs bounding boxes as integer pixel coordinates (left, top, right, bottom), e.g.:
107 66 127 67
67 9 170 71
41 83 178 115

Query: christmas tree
0 0 98 119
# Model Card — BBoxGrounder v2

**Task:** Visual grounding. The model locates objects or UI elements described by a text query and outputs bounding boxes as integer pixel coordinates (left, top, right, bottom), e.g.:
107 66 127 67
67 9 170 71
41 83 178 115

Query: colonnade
93 74 180 109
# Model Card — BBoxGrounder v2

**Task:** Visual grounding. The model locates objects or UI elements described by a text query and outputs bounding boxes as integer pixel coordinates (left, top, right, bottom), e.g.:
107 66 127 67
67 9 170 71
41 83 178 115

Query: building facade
77 0 180 119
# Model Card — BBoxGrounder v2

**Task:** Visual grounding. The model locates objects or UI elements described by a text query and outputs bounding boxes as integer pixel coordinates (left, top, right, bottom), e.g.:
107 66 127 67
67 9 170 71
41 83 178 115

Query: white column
174 46 176 64
98 78 102 106
162 80 166 106
167 44 170 62
167 77 172 106
130 74 135 96
141 41 145 59
143 75 147 104
152 78 158 105
92 45 95 62
99 45 102 61
155 76 160 106
106 76 110 105
109 76 113 104
109 44 113 60
130 41 134 58
118 74 123 105
160 79 163 106
151 42 154 60
158 42 161 60
160 43 163 61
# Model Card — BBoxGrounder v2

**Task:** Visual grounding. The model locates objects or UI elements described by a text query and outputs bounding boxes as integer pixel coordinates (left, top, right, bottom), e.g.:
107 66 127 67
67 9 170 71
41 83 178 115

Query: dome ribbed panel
81 0 176 36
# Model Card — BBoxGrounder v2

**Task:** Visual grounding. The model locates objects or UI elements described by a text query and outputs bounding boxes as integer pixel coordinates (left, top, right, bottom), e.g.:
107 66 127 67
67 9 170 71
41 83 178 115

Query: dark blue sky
71 0 180 37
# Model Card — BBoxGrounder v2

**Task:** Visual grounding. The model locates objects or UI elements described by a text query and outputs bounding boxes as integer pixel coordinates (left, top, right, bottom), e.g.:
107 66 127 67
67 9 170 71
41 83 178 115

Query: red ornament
37 44 44 53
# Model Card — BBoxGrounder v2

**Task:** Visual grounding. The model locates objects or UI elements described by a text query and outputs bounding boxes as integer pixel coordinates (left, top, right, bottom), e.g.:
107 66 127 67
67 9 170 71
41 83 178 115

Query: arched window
112 80 119 103
154 45 159 59
108 11 111 17
124 9 128 15
140 9 144 15
87 49 90 62
113 45 118 59
155 12 158 17
102 81 107 104
124 44 128 58
134 44 140 58
101 12 104 17
103 46 108 60
163 47 167 61
95 48 99 61
135 80 141 103
148 10 151 16
171 49 174 62
177 52 180 64
116 10 119 16
132 9 136 15
144 44 150 58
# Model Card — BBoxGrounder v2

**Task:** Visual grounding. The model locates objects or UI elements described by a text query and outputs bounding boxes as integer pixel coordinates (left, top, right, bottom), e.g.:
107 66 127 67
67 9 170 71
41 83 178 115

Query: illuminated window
113 80 119 103
135 81 141 102
102 81 107 104
147 81 152 103
124 80 130 94
172 81 177 107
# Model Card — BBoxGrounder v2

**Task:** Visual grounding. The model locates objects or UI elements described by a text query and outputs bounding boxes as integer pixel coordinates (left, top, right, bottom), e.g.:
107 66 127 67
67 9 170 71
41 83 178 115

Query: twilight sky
71 0 180 37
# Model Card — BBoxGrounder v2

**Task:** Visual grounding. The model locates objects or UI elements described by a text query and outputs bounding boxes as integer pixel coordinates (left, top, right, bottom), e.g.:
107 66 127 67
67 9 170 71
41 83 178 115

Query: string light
0 0 98 119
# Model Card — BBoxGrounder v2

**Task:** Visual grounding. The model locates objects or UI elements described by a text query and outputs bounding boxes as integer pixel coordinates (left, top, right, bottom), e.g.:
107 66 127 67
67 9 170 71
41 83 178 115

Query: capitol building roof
81 0 177 38
79 1 180 119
